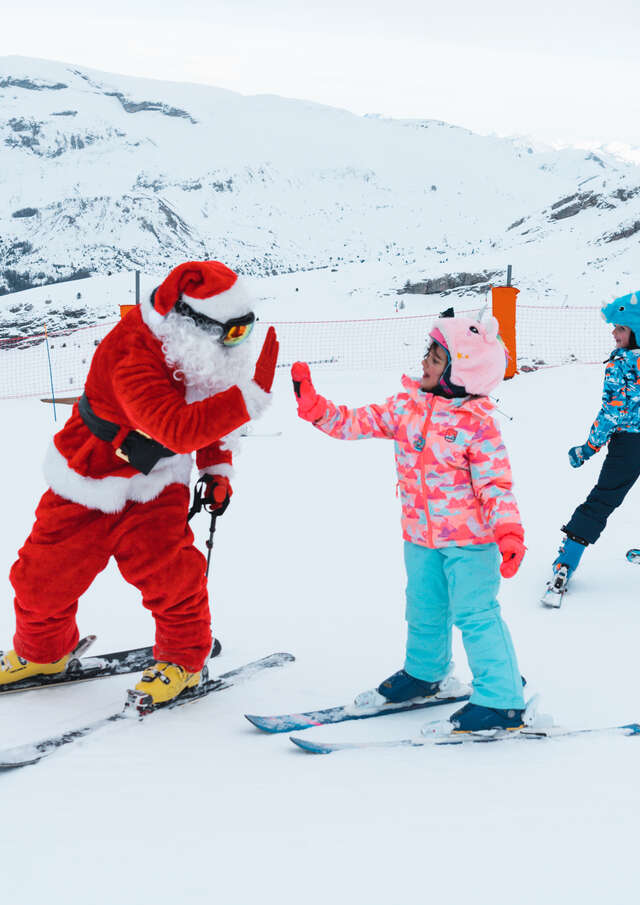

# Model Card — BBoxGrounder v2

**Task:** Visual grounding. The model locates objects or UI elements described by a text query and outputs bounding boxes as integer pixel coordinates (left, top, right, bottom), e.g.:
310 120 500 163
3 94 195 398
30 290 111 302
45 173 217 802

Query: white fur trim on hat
140 289 166 338
184 277 254 323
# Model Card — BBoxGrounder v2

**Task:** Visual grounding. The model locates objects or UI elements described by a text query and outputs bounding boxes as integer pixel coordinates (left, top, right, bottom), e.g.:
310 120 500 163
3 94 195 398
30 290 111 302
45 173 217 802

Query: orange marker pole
491 276 519 379
119 304 136 319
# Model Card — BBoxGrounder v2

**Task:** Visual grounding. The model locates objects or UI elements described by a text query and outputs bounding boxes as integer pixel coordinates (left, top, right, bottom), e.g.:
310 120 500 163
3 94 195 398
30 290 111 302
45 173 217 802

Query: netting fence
0 304 612 401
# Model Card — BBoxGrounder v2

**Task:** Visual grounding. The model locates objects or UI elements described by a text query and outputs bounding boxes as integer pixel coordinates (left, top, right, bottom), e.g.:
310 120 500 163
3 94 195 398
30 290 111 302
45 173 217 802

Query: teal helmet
601 290 640 334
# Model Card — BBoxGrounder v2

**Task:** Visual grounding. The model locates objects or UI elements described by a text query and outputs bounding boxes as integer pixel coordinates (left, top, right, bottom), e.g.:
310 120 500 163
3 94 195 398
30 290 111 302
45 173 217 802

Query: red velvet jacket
44 307 260 513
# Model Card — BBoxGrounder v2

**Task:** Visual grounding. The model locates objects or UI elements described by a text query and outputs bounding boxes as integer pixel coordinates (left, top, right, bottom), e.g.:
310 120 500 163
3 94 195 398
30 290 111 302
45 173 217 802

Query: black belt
78 393 176 475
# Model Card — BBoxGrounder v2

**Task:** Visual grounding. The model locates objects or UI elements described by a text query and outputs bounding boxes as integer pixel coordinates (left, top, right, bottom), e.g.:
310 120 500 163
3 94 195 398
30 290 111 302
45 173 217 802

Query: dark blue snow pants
565 432 640 545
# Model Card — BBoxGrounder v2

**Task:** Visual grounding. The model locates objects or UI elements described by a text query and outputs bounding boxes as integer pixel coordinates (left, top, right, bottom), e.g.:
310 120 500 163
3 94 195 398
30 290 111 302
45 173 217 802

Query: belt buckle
115 429 152 464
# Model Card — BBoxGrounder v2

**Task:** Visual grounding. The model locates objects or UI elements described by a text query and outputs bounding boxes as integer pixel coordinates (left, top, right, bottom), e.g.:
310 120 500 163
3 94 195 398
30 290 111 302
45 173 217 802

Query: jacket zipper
420 397 435 547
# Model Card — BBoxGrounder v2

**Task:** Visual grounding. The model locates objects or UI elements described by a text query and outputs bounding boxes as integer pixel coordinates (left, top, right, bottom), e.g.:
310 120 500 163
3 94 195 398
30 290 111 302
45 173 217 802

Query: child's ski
0 636 222 695
245 687 470 733
290 722 640 755
626 549 640 564
0 652 294 770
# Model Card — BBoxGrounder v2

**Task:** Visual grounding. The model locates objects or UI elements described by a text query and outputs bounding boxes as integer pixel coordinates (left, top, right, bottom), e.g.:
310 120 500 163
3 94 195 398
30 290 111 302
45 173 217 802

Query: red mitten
253 326 279 393
202 474 232 511
291 362 327 422
496 530 526 578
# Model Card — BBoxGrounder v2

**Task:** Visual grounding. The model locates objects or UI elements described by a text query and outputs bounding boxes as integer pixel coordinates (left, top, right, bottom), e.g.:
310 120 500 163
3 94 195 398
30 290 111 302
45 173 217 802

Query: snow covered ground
0 348 638 903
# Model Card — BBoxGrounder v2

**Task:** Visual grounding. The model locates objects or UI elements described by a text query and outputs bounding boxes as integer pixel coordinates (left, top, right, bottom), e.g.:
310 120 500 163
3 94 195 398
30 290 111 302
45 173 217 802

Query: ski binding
541 565 569 608
0 636 222 695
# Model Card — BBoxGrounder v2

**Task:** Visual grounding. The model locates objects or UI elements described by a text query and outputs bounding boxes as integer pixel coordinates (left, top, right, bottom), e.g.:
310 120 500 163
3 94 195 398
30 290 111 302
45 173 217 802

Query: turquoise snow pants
403 541 524 710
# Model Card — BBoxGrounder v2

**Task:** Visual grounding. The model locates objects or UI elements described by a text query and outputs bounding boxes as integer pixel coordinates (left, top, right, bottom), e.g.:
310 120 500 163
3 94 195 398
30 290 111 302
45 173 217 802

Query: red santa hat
152 260 253 321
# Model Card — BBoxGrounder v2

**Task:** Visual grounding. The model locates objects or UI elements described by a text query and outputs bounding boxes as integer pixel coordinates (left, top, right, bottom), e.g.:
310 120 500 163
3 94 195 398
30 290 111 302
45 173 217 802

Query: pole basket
491 286 519 379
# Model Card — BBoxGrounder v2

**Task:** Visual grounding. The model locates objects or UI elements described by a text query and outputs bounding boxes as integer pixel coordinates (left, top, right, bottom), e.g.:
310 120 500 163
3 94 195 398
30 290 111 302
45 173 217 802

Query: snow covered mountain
1 55 639 321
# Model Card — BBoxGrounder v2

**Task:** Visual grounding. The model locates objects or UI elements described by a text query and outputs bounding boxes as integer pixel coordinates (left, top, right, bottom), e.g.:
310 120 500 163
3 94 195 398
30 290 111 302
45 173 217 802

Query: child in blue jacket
544 291 640 604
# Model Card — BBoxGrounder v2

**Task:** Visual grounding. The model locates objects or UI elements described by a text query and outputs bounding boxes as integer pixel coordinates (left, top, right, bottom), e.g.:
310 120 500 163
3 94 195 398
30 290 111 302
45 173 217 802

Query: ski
541 565 569 608
245 684 471 733
626 549 640 564
290 721 640 755
0 635 222 695
0 651 294 771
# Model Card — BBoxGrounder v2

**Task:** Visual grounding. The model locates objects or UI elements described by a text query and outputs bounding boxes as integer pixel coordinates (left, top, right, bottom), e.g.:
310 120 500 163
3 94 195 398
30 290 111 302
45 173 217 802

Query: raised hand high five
291 362 327 423
253 326 279 393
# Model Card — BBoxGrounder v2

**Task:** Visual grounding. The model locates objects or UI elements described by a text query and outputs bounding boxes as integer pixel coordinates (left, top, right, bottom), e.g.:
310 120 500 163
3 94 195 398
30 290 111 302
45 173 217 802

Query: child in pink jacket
292 311 527 734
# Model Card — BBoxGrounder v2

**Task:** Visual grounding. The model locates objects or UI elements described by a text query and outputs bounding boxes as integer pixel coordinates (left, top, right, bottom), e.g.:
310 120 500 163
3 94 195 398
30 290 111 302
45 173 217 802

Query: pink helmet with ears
429 315 508 396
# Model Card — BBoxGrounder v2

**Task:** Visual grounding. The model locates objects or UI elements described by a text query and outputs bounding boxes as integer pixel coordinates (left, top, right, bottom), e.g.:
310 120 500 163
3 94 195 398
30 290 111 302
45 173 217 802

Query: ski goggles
215 313 256 346
173 299 256 346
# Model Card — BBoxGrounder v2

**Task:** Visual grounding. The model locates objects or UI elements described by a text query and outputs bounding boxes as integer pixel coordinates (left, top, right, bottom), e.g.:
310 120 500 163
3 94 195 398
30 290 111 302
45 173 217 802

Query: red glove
201 474 232 511
495 526 526 578
253 326 279 393
291 362 327 422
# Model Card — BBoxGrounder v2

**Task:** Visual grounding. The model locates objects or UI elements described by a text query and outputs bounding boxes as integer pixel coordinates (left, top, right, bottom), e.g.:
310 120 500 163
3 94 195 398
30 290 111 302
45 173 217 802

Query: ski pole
204 494 230 576
203 493 231 577
204 511 218 577
188 477 230 577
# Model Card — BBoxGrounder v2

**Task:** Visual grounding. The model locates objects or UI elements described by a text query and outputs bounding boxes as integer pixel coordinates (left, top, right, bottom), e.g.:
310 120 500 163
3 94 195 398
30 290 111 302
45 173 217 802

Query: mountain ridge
1 55 639 319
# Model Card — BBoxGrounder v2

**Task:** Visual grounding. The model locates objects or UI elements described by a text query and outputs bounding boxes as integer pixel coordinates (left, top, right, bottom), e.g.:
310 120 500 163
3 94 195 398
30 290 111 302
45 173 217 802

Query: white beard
154 309 255 404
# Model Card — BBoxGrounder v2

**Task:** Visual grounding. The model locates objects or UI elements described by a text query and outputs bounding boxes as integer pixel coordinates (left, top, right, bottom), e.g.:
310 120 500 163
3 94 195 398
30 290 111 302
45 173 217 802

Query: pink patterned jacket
313 375 522 548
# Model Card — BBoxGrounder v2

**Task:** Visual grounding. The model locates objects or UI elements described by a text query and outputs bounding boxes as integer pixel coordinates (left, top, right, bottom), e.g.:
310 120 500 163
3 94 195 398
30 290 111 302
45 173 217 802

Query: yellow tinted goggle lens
222 321 254 346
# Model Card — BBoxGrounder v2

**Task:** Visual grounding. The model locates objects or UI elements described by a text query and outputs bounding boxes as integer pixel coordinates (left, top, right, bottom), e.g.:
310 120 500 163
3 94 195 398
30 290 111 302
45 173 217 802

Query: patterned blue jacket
587 348 640 449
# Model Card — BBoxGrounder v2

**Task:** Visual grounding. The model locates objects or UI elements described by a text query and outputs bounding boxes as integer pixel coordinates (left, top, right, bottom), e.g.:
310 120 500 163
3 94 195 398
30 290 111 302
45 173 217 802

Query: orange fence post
491 285 519 378
119 304 136 319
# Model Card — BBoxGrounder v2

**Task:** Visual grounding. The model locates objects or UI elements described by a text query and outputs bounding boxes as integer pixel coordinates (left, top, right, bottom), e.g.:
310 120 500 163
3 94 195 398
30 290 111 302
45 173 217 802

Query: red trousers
10 484 212 672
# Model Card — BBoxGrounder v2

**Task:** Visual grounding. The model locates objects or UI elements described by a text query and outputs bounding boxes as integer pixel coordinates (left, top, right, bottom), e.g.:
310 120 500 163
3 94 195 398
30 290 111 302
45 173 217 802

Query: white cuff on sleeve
240 380 271 420
199 463 234 479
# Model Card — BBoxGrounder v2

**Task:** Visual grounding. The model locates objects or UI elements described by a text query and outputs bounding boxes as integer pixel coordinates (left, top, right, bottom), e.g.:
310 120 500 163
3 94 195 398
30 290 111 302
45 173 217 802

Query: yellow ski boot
0 649 70 686
131 662 202 713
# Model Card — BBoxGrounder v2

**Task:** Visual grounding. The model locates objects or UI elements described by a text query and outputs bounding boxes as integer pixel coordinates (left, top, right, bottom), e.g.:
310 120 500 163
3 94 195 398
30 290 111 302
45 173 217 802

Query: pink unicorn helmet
428 314 509 396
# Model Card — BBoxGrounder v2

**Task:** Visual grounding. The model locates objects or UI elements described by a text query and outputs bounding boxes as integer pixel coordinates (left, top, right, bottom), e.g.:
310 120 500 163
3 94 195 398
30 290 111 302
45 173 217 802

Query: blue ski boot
353 669 471 710
542 530 589 608
376 669 441 703
448 701 525 733
552 530 588 578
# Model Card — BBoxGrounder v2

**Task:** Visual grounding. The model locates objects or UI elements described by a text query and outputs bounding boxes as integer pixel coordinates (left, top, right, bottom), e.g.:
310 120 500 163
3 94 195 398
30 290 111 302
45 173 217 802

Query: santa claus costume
0 260 279 705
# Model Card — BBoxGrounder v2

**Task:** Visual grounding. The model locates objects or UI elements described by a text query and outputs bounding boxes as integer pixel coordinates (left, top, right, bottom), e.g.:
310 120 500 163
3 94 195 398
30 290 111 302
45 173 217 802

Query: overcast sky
3 0 639 148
